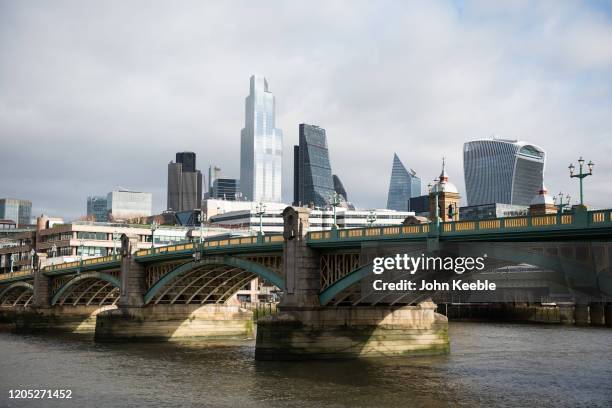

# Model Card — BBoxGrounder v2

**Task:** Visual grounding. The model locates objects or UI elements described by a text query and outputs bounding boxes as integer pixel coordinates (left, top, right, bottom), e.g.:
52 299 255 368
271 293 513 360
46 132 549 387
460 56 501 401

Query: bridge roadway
1 207 611 359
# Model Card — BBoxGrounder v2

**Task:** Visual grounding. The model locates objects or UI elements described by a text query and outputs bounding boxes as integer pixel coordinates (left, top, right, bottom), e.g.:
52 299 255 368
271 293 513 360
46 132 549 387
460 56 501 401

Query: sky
1 0 612 221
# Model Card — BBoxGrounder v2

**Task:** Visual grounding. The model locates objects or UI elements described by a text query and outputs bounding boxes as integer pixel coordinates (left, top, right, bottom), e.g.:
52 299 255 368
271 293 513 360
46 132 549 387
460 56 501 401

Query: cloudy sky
1 0 612 220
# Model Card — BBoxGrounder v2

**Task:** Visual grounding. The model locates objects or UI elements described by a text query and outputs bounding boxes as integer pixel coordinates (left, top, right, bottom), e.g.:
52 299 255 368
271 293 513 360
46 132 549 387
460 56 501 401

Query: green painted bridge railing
42 254 122 274
307 208 612 242
5 209 611 282
134 234 284 258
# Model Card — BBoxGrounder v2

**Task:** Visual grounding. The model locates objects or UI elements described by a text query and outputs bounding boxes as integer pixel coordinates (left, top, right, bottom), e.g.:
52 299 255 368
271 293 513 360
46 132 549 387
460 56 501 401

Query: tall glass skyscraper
240 75 283 202
463 138 545 206
386 154 421 211
294 124 335 207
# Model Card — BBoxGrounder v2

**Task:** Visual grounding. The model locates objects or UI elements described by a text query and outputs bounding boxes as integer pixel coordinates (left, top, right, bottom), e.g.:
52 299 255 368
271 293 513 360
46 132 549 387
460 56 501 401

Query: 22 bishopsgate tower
240 76 283 202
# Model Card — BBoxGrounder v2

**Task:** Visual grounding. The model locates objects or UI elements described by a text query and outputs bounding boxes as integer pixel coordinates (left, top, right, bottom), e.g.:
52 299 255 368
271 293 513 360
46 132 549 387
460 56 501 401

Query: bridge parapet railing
435 209 612 235
134 234 285 258
307 209 612 242
309 224 430 242
43 254 122 273
0 269 33 282
590 210 612 224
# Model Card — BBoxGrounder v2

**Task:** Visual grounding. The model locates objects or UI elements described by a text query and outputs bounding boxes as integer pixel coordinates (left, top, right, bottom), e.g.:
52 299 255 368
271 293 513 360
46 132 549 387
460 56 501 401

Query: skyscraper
0 198 32 227
207 165 222 197
167 152 203 211
386 154 421 211
333 174 348 202
240 75 283 202
293 124 336 207
463 138 545 206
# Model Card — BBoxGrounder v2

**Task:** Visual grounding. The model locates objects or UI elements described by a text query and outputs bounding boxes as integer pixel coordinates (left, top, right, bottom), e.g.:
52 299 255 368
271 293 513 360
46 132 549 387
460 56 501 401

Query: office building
239 75 283 202
0 199 32 227
207 165 222 197
333 174 348 202
212 178 240 201
107 190 152 221
167 152 203 212
209 207 414 234
294 124 335 207
386 154 422 211
87 196 108 222
463 138 546 206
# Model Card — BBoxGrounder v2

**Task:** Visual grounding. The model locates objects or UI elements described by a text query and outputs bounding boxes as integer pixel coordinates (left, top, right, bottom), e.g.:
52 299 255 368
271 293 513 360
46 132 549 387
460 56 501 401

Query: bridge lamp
255 203 266 236
151 221 158 249
51 244 57 265
428 179 441 227
112 231 119 257
366 211 377 227
330 192 341 229
30 248 36 270
569 156 594 207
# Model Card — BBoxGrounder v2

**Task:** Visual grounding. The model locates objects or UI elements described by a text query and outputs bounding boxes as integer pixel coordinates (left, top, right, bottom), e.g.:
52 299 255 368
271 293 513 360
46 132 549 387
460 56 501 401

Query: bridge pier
589 303 605 326
255 207 450 360
574 304 590 325
256 301 449 360
95 304 253 341
606 303 612 327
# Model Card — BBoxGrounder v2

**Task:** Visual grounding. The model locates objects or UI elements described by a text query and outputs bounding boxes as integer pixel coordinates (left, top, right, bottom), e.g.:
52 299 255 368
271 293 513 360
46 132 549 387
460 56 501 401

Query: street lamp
428 179 441 229
150 221 158 249
366 210 377 227
255 202 266 236
79 238 85 261
194 208 205 249
569 156 594 207
30 249 36 270
553 191 572 213
330 192 341 229
51 243 57 265
112 230 119 257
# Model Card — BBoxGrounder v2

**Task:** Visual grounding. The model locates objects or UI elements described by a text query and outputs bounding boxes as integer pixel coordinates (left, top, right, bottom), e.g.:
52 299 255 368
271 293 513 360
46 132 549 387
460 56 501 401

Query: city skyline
1 2 611 220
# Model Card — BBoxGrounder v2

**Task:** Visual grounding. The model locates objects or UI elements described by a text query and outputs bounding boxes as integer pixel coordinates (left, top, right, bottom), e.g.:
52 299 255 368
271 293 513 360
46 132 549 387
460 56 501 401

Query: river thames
0 322 611 407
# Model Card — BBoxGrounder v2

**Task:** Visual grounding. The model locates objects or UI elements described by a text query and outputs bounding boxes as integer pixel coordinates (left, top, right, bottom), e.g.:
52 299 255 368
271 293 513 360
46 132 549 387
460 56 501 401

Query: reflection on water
0 323 611 407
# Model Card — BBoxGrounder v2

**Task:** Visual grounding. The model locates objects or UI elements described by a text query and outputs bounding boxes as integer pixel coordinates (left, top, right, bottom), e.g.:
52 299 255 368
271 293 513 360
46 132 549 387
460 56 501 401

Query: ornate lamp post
330 192 341 229
198 209 205 247
150 221 158 249
30 248 36 269
569 157 594 207
112 230 119 257
79 238 85 260
427 179 441 229
366 210 377 227
51 244 57 265
255 202 266 236
553 191 572 213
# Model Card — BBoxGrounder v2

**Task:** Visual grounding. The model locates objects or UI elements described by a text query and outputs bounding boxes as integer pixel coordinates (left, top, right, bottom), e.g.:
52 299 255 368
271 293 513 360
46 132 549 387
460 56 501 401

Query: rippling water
0 323 611 407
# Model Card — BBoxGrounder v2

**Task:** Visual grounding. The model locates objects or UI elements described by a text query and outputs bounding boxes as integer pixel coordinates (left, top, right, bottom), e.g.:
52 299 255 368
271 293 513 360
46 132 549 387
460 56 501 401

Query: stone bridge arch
143 255 284 305
0 282 34 307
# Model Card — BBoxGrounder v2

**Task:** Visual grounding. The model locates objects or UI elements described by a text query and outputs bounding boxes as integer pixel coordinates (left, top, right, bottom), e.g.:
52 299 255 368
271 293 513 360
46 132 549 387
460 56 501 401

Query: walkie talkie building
463 138 545 206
